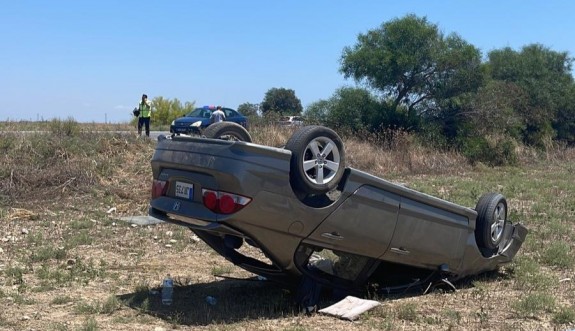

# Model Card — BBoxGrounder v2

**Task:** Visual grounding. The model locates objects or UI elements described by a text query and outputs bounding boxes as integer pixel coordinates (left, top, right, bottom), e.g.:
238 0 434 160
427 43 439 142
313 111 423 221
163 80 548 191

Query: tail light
152 180 168 198
202 189 251 214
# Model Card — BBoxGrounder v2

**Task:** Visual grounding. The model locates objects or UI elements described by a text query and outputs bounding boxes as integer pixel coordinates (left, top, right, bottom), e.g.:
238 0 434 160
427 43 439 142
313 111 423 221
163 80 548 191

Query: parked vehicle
277 115 305 126
170 105 248 135
149 124 527 306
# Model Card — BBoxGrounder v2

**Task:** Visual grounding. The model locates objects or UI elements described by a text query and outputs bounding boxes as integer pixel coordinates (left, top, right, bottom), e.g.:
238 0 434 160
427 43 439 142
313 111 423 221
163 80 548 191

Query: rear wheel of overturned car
285 125 345 197
203 122 252 142
475 193 508 253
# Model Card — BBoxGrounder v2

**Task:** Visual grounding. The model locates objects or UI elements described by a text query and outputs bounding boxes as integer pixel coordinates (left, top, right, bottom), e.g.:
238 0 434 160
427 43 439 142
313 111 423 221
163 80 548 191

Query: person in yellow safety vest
137 94 152 137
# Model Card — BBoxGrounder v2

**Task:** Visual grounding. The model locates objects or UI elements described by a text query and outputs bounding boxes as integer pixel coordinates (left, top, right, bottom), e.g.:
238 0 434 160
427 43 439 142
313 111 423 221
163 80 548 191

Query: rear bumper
499 222 528 260
149 206 301 286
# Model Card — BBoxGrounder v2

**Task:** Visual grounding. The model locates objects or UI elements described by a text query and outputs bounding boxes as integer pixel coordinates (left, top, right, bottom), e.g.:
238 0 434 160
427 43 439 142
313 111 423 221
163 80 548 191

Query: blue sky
1 1 574 123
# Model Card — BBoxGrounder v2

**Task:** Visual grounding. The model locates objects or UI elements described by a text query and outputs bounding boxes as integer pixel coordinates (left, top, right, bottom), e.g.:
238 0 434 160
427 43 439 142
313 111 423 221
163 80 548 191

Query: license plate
175 181 194 199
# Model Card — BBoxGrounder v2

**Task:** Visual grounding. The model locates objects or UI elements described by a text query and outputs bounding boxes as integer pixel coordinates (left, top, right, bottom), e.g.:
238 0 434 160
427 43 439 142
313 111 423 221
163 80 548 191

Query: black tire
285 125 345 196
203 122 252 142
475 193 508 252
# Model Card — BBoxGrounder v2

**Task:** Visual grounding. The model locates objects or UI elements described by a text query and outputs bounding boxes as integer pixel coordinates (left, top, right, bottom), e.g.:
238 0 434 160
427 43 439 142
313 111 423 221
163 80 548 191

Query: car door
303 185 400 259
380 197 468 270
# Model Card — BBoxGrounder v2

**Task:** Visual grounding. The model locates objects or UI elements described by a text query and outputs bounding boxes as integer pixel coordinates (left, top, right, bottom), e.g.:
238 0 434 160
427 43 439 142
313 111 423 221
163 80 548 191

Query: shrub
459 135 518 166
512 293 555 317
49 117 81 136
553 306 575 325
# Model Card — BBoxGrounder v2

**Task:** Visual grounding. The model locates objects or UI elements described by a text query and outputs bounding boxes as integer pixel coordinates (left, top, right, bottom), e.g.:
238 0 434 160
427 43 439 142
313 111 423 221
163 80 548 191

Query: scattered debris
106 207 117 214
1 236 15 243
6 208 36 221
117 215 164 226
66 259 76 270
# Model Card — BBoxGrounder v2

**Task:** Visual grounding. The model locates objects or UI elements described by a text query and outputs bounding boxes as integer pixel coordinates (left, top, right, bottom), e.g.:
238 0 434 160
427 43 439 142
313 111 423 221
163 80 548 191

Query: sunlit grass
1 120 574 330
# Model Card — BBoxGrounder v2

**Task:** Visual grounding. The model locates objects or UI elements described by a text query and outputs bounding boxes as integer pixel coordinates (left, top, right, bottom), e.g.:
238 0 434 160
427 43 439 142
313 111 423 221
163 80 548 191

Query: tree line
310 14 574 165
144 14 574 165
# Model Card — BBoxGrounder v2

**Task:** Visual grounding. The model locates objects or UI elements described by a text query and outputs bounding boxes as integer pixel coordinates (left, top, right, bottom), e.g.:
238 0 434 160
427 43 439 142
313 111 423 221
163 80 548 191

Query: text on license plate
175 181 194 199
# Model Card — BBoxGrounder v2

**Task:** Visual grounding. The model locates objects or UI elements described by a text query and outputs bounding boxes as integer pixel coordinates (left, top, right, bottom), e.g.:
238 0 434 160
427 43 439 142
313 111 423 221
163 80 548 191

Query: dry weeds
0 124 574 331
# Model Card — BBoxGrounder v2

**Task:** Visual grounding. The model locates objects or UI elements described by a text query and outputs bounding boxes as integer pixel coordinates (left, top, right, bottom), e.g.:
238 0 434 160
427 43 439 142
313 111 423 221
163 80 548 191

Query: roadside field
1 123 574 330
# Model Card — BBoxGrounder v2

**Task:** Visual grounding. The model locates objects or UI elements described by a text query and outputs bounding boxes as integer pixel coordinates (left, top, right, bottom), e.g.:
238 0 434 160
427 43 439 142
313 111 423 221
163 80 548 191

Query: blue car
170 105 249 135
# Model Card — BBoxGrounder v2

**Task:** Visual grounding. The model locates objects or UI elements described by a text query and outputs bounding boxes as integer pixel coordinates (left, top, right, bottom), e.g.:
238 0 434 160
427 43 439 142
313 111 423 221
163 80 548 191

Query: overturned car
149 123 527 305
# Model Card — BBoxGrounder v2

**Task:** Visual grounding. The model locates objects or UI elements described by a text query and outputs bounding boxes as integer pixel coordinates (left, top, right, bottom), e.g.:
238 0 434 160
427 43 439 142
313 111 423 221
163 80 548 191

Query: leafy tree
449 80 527 165
340 14 482 128
306 87 411 133
261 88 303 115
465 80 527 139
324 87 380 132
152 97 195 125
554 84 575 144
487 44 574 146
305 99 332 125
237 102 260 117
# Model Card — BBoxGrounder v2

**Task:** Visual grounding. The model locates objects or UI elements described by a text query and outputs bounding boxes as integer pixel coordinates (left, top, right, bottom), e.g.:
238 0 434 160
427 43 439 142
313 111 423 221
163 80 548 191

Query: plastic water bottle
161 274 173 306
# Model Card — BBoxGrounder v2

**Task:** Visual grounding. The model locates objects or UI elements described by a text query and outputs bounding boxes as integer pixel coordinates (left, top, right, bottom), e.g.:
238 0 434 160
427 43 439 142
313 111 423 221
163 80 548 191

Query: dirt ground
2 205 567 331
1 130 574 331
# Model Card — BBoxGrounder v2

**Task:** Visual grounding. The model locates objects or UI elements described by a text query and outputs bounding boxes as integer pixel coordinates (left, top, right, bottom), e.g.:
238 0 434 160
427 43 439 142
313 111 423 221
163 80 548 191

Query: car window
280 116 291 121
224 109 238 118
186 108 203 117
186 107 241 118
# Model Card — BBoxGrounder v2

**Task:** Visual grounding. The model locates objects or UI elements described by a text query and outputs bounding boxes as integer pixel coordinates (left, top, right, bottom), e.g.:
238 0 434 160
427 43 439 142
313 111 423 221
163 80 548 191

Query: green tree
450 80 527 165
324 87 380 132
261 88 303 115
305 88 417 133
487 44 574 146
304 99 332 125
340 14 482 128
554 84 575 144
237 102 260 117
465 80 527 139
152 97 195 125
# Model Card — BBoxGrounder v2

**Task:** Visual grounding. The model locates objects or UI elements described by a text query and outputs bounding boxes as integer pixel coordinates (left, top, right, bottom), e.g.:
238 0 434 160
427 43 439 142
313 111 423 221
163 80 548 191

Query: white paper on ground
318 295 380 321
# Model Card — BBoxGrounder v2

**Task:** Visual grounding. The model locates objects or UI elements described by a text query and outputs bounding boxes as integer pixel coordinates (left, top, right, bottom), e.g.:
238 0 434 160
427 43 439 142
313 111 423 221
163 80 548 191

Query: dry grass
1 122 574 330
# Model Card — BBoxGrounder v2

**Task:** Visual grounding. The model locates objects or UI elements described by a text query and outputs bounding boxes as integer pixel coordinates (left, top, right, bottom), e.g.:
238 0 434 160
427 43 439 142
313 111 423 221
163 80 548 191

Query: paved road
149 131 171 140
113 131 172 141
1 130 171 141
